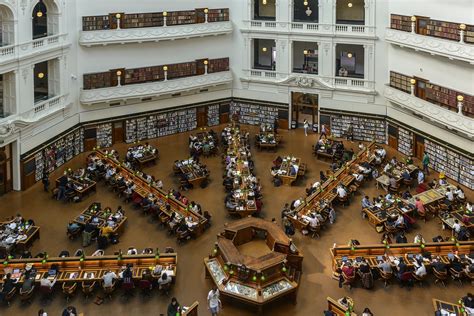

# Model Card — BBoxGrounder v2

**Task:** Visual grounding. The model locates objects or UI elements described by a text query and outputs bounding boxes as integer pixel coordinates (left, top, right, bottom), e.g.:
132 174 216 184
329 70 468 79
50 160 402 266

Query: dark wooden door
416 16 430 35
415 136 424 160
388 135 398 150
414 77 428 100
197 107 207 127
0 144 12 195
113 121 124 144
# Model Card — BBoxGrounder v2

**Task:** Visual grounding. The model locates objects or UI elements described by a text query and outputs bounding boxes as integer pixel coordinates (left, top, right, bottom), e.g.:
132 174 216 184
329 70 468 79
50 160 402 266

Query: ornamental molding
79 21 233 47
80 71 233 105
385 28 474 64
384 85 474 138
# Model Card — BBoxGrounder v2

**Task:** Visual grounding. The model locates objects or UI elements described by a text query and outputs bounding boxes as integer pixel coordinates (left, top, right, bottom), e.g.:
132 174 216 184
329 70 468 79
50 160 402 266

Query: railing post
116 13 121 30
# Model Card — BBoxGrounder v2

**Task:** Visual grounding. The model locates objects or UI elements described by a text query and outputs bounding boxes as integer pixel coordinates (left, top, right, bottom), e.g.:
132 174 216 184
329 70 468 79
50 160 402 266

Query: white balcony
242 70 375 93
385 28 474 64
0 94 70 139
384 85 474 138
79 21 233 47
80 71 233 105
0 34 70 66
242 21 376 38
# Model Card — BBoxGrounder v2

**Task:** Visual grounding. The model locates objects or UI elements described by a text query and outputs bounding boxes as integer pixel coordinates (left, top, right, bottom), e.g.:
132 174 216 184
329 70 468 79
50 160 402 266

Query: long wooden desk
327 297 357 316
0 220 40 255
433 299 466 316
182 301 199 316
278 157 301 186
0 253 177 285
439 208 474 232
330 241 474 272
55 175 97 198
95 150 208 237
286 141 376 232
73 203 127 236
404 184 457 206
256 131 281 151
174 158 209 188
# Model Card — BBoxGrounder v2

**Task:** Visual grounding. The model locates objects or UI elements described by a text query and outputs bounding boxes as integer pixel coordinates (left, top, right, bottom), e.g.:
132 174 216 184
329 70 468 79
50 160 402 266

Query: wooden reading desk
73 203 127 236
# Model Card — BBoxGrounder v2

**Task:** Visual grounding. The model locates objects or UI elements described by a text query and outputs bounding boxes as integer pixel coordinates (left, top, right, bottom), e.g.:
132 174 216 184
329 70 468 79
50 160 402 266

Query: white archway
31 0 60 39
0 4 15 45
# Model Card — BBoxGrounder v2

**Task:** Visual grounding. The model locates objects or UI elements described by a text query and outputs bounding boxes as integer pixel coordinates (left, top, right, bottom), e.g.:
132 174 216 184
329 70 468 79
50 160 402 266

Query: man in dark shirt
431 258 447 273
396 232 408 244
0 273 15 300
450 258 464 272
396 258 407 279
21 277 35 292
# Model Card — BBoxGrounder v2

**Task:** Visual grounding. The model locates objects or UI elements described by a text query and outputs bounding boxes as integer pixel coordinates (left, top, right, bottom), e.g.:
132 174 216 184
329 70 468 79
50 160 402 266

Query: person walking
320 124 327 139
303 119 309 136
42 171 50 192
207 286 222 316
422 152 430 175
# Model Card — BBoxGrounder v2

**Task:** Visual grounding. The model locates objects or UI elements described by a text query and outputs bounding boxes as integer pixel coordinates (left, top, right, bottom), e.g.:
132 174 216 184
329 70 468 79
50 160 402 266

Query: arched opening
0 5 15 46
32 0 59 39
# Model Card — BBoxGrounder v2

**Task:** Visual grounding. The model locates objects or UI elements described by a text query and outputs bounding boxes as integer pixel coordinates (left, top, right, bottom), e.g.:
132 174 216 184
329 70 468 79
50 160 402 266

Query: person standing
422 152 430 175
207 286 222 316
320 124 327 139
303 119 309 136
167 297 180 316
42 171 50 192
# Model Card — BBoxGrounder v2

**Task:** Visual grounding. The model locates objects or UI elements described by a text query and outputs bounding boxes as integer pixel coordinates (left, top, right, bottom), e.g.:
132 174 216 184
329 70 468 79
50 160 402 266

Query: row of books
330 115 386 143
96 123 113 148
82 8 230 31
207 104 220 126
397 127 413 156
83 57 230 90
125 109 197 143
230 102 278 126
34 128 84 181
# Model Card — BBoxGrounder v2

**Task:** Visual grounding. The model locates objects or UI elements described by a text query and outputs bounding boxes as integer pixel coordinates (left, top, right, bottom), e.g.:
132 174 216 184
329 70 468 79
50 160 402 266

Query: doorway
416 16 430 35
291 92 318 128
0 143 12 195
414 77 428 100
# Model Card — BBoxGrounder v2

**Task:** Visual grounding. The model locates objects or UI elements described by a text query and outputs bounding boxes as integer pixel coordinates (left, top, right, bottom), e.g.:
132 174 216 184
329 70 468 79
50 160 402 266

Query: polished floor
0 125 472 316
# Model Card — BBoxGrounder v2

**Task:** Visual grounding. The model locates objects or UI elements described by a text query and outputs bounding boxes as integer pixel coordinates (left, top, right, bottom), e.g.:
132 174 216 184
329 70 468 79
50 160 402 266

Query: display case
262 279 293 300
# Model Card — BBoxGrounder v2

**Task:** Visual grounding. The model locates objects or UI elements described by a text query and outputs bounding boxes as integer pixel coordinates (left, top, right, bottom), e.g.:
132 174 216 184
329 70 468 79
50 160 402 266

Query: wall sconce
303 0 308 5
36 11 43 18
303 49 308 55
163 11 168 27
459 24 466 43
163 66 168 81
410 78 416 95
204 60 208 75
411 16 417 34
262 0 267 5
347 52 353 58
37 72 45 79
457 95 464 115
262 47 267 52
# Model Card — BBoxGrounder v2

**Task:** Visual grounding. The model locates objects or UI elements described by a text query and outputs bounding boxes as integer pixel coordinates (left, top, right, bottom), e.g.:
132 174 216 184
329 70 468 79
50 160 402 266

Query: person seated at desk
352 172 364 183
336 185 347 199
0 273 15 301
383 162 392 174
102 270 118 288
405 156 414 165
40 274 56 289
289 164 299 176
396 232 408 243
401 169 411 181
302 214 319 228
388 176 397 189
462 293 474 314
338 262 355 289
431 257 447 273
394 214 405 228
291 199 302 210
376 147 386 159
123 184 135 202
176 220 189 236
417 170 425 185
449 257 464 273
438 172 448 186
413 259 427 277
377 256 392 273
361 195 373 210
414 197 426 218
413 233 425 244
62 306 77 316
225 198 238 211
306 181 321 196
445 188 455 206
100 224 114 239
455 186 465 200
121 264 133 283
402 190 412 200
320 171 328 182
185 216 197 230
67 221 81 234
394 257 408 280
21 276 35 292
371 168 379 180
158 272 172 290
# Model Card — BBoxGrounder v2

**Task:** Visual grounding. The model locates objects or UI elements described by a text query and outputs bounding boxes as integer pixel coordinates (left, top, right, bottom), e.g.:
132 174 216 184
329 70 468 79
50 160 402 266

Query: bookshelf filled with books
83 58 229 90
230 101 279 126
82 8 230 31
207 104 220 126
330 115 386 143
397 127 413 157
96 123 113 148
389 71 411 94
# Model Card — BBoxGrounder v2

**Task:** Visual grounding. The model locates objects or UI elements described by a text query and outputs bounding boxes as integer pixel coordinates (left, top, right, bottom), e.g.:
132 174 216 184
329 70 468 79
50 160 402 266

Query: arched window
32 0 59 39
0 5 15 45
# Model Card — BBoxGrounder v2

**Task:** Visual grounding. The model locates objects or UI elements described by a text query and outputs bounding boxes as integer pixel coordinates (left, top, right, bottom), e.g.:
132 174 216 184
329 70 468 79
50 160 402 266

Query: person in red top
414 197 425 218
339 262 355 288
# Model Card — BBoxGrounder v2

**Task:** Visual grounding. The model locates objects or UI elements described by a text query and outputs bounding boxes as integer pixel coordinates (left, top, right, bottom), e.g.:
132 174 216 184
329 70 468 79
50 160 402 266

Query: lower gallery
0 0 473 315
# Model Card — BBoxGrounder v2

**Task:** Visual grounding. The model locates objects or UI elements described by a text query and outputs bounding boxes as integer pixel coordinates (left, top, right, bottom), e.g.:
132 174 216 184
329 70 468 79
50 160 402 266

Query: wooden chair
4 287 17 306
102 281 117 300
379 270 393 288
297 163 307 178
138 279 153 298
308 225 321 239
433 269 448 287
121 281 135 301
39 285 54 303
403 178 413 189
82 281 96 301
450 268 465 286
411 272 427 287
158 282 171 296
67 228 82 240
62 282 78 302
19 286 35 305
388 183 401 194
338 195 349 208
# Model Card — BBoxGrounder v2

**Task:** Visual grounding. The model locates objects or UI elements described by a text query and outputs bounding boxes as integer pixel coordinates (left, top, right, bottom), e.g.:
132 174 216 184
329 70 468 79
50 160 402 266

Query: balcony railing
384 85 474 138
80 71 233 105
0 34 69 65
243 21 376 37
385 28 474 64
80 21 233 47
243 70 375 92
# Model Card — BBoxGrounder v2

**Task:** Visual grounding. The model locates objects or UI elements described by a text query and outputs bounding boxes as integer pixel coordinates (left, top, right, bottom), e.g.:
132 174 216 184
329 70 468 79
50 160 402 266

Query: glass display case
206 259 226 285
224 281 258 299
262 279 293 299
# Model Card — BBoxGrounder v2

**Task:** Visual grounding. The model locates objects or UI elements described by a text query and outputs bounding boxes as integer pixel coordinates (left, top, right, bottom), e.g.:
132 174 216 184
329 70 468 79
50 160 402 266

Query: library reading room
0 0 473 315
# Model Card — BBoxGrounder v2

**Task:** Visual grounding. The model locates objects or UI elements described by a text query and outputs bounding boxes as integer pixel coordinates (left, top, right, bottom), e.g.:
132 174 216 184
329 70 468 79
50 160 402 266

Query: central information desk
204 217 303 313
287 141 376 232
0 253 177 285
94 150 208 237
330 241 474 272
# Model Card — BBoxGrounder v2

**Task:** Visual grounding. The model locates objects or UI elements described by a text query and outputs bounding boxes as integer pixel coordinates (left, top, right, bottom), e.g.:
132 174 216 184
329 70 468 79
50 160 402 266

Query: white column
19 65 34 113
276 39 290 78
11 140 21 191
363 45 369 80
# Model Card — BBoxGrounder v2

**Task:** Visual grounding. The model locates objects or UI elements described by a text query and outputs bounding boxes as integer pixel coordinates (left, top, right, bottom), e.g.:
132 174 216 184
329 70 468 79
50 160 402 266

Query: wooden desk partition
327 297 357 316
432 299 466 316
183 301 199 316
95 150 208 236
0 253 177 285
330 241 474 272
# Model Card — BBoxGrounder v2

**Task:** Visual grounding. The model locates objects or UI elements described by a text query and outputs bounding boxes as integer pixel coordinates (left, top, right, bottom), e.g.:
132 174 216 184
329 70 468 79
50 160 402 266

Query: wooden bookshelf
83 58 229 90
390 14 412 32
389 71 411 94
82 8 230 31
330 115 386 143
426 19 460 41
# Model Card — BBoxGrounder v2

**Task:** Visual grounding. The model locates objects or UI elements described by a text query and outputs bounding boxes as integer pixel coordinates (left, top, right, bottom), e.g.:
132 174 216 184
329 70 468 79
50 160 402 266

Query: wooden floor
0 125 471 316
